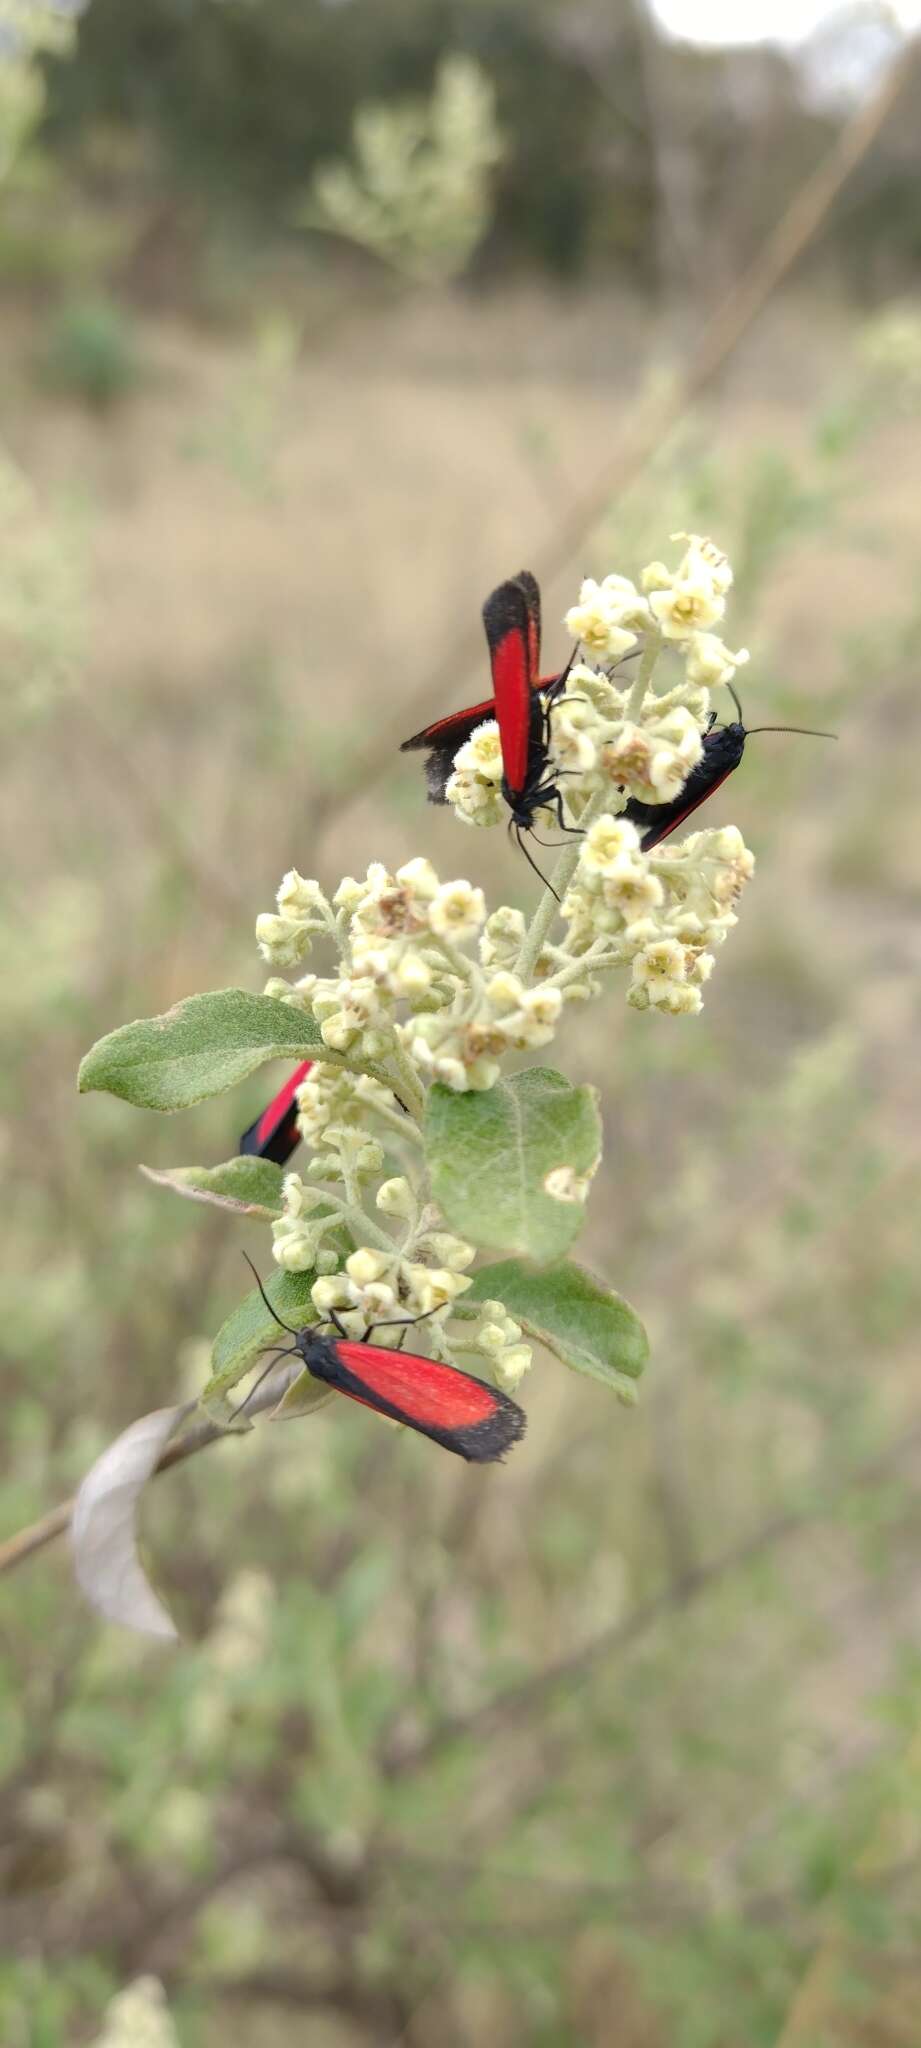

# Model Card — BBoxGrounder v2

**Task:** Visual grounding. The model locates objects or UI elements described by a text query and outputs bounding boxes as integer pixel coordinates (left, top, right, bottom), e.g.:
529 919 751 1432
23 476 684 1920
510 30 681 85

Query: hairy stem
514 789 609 984
625 626 662 723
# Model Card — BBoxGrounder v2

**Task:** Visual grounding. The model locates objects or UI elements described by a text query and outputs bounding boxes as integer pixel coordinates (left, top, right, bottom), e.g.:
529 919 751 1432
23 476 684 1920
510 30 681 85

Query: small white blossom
276 869 328 920
480 903 526 968
671 532 734 595
649 569 725 642
256 913 312 968
685 632 749 688
402 1263 473 1311
428 879 487 945
582 815 642 876
565 575 643 659
395 855 439 900
453 720 504 780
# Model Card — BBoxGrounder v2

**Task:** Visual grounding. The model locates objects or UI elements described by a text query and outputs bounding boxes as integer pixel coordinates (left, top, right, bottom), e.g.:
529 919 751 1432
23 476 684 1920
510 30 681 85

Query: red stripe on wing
334 1342 498 1428
638 765 736 850
483 580 533 796
400 694 500 752
255 1062 311 1147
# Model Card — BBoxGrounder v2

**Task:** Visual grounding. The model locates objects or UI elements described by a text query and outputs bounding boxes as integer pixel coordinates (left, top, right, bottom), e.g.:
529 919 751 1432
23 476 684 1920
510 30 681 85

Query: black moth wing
624 724 747 851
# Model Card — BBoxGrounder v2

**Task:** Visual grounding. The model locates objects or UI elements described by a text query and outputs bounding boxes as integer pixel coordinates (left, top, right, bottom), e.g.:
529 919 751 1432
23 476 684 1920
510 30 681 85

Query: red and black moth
400 569 565 805
623 685 835 851
246 1263 526 1464
239 1060 313 1166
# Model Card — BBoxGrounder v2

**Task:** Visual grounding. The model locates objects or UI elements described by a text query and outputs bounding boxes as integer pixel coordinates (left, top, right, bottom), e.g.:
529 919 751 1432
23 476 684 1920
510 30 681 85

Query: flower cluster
562 815 754 1016
245 537 763 1412
257 536 760 1100
460 1298 533 1392
269 1167 535 1381
446 534 749 835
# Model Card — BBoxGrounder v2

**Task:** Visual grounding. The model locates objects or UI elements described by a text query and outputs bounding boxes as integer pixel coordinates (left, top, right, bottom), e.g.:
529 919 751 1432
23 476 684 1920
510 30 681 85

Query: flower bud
493 1344 532 1393
312 1275 353 1314
255 914 310 968
419 1232 476 1271
395 856 439 900
277 869 326 919
346 1247 394 1289
376 1177 416 1219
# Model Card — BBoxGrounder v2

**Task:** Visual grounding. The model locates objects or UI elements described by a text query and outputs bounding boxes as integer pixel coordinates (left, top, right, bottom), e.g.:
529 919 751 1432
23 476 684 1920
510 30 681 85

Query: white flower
565 576 642 659
445 763 505 827
402 1263 473 1311
453 720 504 781
649 561 725 641
415 1231 476 1271
671 532 734 595
255 913 311 967
428 879 487 944
480 904 526 968
582 814 642 876
685 632 749 688
276 869 327 919
485 969 526 1013
395 856 439 900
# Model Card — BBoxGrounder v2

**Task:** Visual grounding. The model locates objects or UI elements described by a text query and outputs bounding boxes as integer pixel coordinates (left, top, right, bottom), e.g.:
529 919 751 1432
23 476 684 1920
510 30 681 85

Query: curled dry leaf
71 1403 195 1640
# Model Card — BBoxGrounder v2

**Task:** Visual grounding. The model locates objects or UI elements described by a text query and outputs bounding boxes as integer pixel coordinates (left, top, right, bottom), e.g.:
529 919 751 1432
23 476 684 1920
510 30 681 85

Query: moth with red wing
400 569 565 805
244 1261 526 1464
625 685 835 850
239 1060 312 1165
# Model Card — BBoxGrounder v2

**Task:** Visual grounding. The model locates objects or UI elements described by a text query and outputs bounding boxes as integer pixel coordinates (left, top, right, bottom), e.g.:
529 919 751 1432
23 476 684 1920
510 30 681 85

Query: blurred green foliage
37 292 142 407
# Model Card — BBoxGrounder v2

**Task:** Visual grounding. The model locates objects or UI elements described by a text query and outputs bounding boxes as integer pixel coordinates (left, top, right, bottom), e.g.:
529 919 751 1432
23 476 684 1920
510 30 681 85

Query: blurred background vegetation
2 2 921 2043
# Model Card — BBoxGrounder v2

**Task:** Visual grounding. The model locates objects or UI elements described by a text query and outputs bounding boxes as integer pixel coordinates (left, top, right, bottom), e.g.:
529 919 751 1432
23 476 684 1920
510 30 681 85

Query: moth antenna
361 1300 446 1339
516 825 559 900
745 724 837 740
241 1250 299 1335
726 678 744 724
231 1346 297 1421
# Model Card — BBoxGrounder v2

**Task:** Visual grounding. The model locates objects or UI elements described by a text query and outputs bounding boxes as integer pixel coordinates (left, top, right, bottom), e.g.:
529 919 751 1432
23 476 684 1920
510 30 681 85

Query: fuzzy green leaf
270 1369 332 1421
140 1156 287 1218
469 1258 648 1403
204 1267 320 1411
424 1068 601 1261
78 990 323 1112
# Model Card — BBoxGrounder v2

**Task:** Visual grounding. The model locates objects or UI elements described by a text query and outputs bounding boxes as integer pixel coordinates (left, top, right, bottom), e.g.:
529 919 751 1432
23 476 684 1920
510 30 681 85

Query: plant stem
625 626 662 723
515 790 608 985
386 1044 425 1125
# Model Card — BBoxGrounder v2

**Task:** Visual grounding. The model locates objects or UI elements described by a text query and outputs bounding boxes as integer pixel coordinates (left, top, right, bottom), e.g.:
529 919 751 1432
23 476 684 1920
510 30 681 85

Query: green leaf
140 1156 287 1218
78 990 323 1112
424 1067 601 1262
269 1369 331 1421
204 1267 320 1411
469 1258 648 1403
